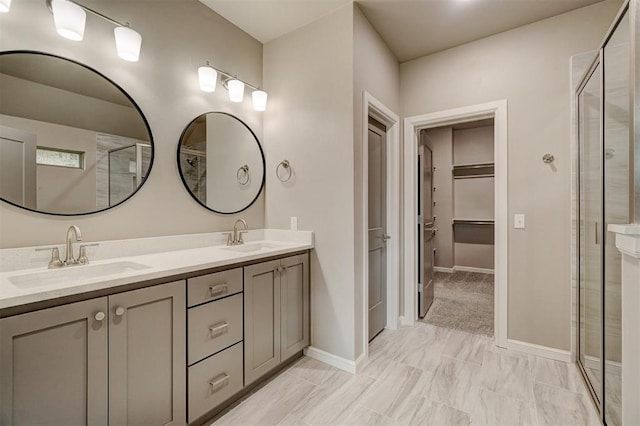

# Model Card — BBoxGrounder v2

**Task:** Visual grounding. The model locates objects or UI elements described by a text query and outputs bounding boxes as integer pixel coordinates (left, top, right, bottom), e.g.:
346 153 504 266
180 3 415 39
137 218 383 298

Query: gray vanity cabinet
108 280 186 426
244 253 309 385
0 297 109 426
0 281 186 426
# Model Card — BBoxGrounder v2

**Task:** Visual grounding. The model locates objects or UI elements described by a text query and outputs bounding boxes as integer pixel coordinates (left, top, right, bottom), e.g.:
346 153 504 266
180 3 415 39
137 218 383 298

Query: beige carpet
420 271 494 337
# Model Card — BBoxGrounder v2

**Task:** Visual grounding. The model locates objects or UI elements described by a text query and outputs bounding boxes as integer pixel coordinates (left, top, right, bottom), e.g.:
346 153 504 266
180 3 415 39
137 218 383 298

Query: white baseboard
454 265 495 274
304 346 359 374
434 266 454 273
505 338 571 362
399 315 414 327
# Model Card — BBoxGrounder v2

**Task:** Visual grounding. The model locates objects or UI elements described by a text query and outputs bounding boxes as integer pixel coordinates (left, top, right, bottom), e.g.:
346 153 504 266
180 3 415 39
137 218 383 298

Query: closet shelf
452 162 494 179
452 219 494 245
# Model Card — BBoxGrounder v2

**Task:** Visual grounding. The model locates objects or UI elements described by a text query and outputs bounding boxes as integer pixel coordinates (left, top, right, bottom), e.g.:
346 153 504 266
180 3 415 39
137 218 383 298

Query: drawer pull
209 283 229 297
209 373 229 393
209 321 229 337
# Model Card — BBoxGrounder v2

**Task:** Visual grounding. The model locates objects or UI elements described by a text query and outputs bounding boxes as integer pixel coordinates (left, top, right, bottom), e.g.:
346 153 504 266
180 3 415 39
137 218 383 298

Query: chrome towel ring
276 160 292 182
237 165 250 185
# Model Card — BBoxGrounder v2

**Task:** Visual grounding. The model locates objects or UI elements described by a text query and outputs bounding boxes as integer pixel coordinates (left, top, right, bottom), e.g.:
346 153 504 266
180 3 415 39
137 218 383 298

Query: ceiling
199 0 607 62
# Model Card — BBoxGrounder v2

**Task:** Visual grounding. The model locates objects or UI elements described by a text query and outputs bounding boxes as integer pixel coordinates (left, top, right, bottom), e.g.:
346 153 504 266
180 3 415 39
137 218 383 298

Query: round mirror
0 51 154 215
178 112 265 214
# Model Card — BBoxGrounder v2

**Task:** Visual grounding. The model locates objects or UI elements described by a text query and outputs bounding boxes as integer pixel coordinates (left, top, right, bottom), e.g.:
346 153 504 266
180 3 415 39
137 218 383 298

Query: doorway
403 100 508 347
368 117 388 341
417 120 496 336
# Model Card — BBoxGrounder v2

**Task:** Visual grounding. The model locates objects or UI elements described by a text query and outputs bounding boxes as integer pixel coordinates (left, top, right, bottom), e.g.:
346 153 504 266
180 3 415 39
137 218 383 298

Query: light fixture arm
203 61 260 91
46 0 128 28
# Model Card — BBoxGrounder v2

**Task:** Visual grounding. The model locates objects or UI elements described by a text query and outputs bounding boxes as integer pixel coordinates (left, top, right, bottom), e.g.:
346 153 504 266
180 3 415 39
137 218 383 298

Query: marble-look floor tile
533 382 600 426
361 363 416 415
480 349 534 401
342 405 387 425
276 414 308 426
469 389 537 426
442 330 487 365
286 356 338 385
290 373 375 424
419 356 482 411
531 357 586 394
214 372 315 425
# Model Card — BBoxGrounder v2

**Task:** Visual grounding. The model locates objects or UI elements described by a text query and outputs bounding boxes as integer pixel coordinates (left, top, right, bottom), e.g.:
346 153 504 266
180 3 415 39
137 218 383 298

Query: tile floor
213 322 600 425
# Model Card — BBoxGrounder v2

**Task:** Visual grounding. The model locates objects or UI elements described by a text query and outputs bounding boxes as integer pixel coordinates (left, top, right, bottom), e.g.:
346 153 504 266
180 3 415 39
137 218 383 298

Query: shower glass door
577 59 603 408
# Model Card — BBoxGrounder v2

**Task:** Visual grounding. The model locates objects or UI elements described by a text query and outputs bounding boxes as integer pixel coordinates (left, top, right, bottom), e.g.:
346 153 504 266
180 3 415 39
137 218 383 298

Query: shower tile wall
96 133 148 209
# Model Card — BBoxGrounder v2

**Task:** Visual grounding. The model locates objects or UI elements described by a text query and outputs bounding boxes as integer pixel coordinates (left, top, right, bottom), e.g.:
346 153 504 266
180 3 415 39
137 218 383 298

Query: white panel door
0 126 37 209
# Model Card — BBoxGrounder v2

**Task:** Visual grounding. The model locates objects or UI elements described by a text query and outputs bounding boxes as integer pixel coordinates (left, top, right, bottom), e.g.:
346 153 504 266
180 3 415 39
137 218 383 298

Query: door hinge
418 283 424 293
417 215 423 225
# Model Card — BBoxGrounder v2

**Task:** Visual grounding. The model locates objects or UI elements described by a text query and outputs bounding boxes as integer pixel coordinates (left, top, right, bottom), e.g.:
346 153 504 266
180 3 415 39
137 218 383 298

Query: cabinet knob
94 311 105 321
114 306 125 316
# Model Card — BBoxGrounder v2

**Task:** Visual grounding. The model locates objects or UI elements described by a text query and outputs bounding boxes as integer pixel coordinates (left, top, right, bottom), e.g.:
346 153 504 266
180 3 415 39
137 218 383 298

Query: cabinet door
0 298 108 426
244 259 281 386
108 281 186 426
280 254 310 360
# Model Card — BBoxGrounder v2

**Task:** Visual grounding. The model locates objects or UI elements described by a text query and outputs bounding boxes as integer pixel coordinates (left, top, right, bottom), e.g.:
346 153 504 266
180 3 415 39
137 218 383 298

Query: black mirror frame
0 50 155 216
177 112 265 215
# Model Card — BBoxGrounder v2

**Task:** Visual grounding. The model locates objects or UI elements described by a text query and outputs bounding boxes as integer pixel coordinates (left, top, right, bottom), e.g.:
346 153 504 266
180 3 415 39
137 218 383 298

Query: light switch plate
290 216 298 231
514 214 525 229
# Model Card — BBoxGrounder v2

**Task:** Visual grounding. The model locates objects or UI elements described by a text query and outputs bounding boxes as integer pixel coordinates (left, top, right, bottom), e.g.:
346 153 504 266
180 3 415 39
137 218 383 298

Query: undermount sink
8 261 152 289
221 241 285 253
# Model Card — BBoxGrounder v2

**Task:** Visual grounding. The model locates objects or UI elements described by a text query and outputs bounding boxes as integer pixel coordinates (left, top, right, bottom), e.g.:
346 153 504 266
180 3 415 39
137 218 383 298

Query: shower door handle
595 222 599 245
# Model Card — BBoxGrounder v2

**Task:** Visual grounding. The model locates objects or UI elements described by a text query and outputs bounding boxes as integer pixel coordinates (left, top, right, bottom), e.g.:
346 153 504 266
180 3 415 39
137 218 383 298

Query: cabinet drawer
188 293 243 365
188 342 243 423
187 268 242 307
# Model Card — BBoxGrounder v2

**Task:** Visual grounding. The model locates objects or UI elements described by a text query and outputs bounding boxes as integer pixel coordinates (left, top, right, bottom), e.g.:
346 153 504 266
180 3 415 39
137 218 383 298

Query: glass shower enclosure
108 143 152 206
576 2 634 425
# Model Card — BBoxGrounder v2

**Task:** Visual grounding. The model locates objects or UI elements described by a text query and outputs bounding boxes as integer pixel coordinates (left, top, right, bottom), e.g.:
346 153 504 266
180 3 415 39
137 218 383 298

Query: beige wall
401 0 621 350
0 0 264 248
263 5 356 360
353 5 400 359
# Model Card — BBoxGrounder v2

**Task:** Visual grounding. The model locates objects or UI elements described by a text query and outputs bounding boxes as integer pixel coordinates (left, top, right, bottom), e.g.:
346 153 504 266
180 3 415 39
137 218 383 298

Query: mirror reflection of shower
107 143 152 206
180 148 207 203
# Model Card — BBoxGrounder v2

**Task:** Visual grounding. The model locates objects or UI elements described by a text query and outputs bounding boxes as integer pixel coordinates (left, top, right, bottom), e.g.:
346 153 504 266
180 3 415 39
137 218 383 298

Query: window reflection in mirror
178 112 264 214
0 51 153 215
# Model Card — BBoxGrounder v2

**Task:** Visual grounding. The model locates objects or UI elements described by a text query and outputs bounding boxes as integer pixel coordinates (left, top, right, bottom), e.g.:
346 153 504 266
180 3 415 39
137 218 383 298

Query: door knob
424 227 438 232
380 234 391 241
114 306 125 316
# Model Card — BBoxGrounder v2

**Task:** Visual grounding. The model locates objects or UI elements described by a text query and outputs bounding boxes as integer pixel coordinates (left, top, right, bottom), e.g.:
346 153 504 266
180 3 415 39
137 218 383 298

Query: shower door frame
575 51 605 419
574 0 635 422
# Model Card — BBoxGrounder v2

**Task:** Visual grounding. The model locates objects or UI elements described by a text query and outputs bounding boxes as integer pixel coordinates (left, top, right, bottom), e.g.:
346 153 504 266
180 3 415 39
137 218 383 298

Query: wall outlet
514 214 525 229
290 216 298 231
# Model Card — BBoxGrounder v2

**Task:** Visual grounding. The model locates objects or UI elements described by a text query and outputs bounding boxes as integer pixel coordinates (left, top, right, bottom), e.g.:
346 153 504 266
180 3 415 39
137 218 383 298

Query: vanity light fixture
198 62 268 111
47 0 142 62
0 0 12 13
227 79 245 103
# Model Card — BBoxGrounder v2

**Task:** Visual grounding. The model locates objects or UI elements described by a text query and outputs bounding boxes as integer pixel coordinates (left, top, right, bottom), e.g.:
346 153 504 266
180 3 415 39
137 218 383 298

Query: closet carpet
420 271 494 337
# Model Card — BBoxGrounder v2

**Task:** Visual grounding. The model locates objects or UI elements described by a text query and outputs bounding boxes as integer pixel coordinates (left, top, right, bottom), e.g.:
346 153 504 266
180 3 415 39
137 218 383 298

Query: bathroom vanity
0 230 312 425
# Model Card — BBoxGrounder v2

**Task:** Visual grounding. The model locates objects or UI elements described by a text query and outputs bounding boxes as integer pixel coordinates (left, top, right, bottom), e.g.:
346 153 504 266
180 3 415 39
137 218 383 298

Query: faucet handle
78 246 89 265
48 248 64 269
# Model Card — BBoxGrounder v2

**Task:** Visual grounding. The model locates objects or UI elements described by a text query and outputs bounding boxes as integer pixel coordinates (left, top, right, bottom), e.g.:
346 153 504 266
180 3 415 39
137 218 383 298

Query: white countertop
0 230 313 311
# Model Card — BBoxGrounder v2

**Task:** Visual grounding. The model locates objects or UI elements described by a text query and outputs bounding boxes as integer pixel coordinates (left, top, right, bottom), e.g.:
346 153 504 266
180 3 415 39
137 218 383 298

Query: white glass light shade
252 90 268 111
0 0 11 13
198 66 218 92
227 79 245 102
51 0 86 41
114 26 142 62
